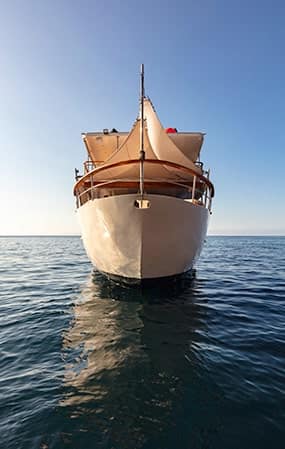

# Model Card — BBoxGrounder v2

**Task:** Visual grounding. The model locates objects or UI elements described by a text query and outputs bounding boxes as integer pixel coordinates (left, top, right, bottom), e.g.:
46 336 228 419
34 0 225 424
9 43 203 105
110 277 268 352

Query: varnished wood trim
74 159 215 197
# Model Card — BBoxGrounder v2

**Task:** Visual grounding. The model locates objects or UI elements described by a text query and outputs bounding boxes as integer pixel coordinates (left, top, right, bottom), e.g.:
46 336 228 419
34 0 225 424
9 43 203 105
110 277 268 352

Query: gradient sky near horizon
0 0 284 235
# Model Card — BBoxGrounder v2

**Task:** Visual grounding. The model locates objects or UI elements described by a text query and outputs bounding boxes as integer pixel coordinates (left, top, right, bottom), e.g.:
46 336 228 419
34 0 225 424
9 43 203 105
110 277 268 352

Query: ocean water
0 236 284 449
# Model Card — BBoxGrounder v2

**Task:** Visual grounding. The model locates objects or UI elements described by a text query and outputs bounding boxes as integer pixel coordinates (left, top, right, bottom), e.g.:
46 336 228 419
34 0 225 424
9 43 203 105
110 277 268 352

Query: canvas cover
82 99 204 171
82 132 128 164
168 132 204 162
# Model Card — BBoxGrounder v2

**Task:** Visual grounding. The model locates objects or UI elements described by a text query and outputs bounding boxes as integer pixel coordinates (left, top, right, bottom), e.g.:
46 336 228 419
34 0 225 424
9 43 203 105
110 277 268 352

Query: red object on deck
165 127 177 133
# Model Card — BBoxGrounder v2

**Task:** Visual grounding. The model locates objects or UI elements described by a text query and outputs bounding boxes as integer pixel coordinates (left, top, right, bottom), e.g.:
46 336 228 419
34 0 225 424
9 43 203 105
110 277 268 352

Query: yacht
73 66 214 281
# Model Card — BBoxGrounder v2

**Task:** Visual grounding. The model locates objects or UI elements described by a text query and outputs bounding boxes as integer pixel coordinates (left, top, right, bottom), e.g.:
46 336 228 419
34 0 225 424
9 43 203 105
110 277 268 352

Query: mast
139 64 145 199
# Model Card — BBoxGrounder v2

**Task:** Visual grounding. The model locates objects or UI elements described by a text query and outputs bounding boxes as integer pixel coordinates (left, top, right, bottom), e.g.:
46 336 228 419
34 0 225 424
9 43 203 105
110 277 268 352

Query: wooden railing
74 159 214 211
83 160 106 173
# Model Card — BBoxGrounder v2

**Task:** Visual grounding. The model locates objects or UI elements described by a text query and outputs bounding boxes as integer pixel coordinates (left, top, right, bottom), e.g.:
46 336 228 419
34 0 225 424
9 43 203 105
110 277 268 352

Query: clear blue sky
1 0 284 235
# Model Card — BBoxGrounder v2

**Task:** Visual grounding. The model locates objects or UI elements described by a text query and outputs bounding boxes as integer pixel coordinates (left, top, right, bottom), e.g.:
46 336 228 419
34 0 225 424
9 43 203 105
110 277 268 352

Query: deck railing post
203 186 207 208
90 174 94 200
192 175 197 201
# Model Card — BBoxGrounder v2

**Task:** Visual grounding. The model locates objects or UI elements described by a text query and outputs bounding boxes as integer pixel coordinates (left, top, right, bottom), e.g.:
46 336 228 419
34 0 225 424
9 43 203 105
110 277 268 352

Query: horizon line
0 234 284 238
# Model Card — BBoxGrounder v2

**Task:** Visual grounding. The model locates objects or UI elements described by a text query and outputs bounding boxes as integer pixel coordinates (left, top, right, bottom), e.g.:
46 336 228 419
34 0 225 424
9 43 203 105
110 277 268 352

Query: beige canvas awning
143 99 202 172
168 132 204 162
82 132 128 164
82 98 204 174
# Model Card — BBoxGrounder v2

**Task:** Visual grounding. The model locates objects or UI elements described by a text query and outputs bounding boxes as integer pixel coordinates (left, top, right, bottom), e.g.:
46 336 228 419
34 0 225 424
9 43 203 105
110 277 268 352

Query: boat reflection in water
59 271 219 448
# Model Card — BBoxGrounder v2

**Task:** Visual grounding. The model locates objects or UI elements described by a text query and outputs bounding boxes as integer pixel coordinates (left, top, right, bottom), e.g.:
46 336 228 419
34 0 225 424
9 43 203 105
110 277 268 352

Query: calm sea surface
0 236 284 449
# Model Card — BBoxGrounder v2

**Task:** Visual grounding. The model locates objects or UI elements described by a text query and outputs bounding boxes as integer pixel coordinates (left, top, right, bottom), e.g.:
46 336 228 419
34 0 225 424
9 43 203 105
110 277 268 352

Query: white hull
77 194 209 279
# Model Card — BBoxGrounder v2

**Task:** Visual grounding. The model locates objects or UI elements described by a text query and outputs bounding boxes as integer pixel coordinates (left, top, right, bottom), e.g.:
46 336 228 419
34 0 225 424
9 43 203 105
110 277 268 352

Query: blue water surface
0 236 284 449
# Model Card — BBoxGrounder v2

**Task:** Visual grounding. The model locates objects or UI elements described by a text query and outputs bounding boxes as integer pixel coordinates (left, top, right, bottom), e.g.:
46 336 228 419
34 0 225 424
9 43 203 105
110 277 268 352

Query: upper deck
82 129 205 167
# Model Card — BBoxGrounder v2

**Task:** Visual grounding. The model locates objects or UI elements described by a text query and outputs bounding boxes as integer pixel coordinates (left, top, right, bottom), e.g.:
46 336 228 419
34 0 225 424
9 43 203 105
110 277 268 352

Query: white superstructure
74 66 214 280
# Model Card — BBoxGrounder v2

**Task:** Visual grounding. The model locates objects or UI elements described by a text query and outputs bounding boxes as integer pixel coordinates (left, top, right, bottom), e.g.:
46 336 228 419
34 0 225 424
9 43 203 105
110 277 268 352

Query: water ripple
0 236 284 449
